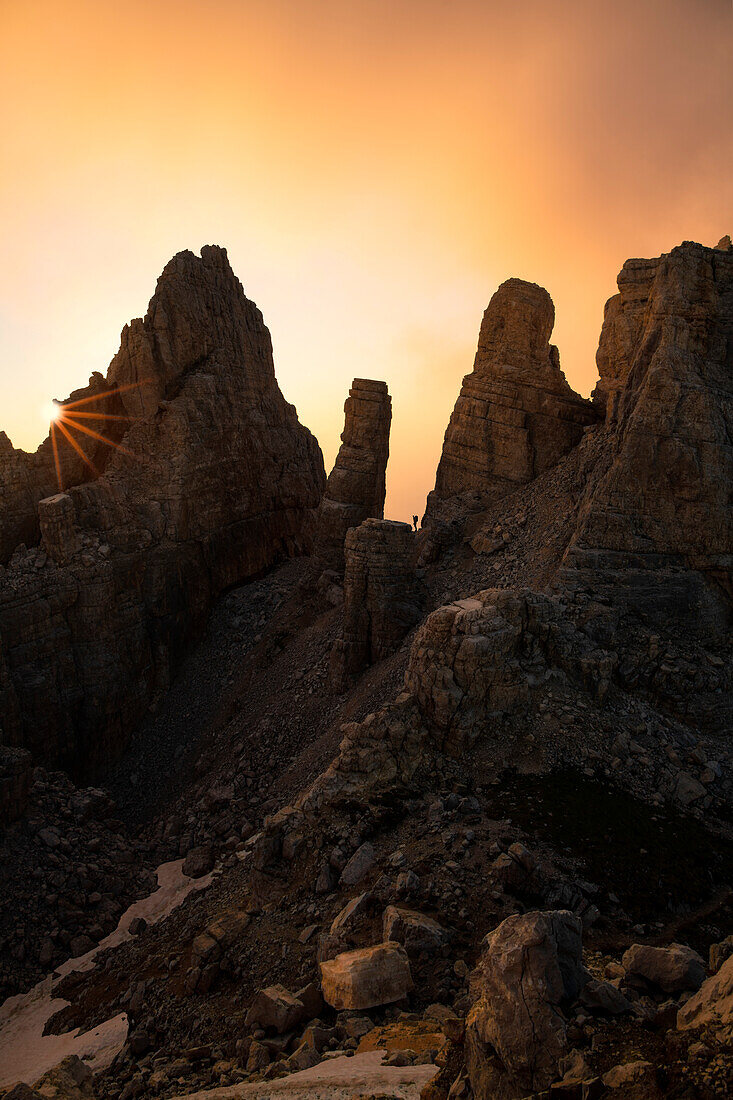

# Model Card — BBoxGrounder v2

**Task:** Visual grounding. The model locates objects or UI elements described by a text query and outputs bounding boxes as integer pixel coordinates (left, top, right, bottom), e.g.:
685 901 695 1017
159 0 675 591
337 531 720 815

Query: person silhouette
412 515 418 531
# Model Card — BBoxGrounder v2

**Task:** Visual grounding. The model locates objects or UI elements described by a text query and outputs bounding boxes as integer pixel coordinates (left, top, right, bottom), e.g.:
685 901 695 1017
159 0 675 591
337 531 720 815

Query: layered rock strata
329 519 424 691
311 379 391 576
426 279 598 522
564 240 733 632
0 246 325 775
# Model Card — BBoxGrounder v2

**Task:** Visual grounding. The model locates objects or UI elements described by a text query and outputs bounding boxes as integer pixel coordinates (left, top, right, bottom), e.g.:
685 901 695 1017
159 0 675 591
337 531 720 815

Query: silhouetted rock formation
262 238 732 843
0 246 325 775
565 240 733 631
329 519 424 692
6 238 730 1100
0 372 136 566
0 434 55 565
312 379 391 577
426 279 598 523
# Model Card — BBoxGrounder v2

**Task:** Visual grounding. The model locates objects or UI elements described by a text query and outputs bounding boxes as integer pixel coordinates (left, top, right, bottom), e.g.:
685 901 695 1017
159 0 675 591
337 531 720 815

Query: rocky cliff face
0 434 55 565
329 519 424 692
311 379 391 577
0 371 136 566
0 246 325 775
426 279 598 523
563 240 733 632
0 746 32 825
264 238 732 841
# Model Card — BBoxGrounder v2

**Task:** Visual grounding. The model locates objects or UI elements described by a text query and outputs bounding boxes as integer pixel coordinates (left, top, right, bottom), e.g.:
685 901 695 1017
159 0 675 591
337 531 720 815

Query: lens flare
42 400 62 424
48 380 149 491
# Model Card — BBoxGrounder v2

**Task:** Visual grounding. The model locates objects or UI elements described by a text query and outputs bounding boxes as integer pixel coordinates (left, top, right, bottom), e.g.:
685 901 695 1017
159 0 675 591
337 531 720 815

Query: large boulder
244 984 306 1034
320 942 413 1010
383 906 448 956
182 845 215 879
465 910 588 1098
339 841 376 887
621 943 706 994
33 1056 95 1098
677 953 733 1031
602 1060 657 1093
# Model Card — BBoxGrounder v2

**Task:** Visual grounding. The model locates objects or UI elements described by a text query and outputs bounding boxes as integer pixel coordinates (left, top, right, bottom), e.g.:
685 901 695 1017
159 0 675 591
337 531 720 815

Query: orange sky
1 0 731 519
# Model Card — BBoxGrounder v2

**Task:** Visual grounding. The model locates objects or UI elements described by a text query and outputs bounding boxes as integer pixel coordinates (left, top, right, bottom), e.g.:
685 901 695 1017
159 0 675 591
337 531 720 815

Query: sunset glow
2 0 732 518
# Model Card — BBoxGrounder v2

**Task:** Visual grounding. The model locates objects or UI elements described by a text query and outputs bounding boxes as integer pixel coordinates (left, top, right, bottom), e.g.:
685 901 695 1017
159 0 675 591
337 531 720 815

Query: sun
42 380 150 491
42 400 62 424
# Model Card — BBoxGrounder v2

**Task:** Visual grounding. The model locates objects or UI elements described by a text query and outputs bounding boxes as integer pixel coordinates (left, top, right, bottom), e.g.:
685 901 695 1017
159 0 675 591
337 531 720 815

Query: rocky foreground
0 236 732 1098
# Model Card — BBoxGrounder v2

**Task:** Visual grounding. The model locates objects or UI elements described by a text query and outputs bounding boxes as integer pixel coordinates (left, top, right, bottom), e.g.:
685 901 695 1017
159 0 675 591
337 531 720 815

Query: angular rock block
320 942 413 1010
330 892 370 934
383 906 448 956
244 984 306 1033
339 841 375 886
38 493 80 565
677 953 733 1031
465 910 588 1097
621 942 706 994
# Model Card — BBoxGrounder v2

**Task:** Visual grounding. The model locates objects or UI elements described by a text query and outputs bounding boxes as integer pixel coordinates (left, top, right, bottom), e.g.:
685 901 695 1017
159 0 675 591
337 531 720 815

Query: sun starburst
47 380 149 491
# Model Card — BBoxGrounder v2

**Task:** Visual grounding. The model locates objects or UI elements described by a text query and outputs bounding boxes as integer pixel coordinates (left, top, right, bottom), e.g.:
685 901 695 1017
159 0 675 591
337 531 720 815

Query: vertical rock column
563 239 733 630
330 518 425 692
312 379 392 577
426 279 598 522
